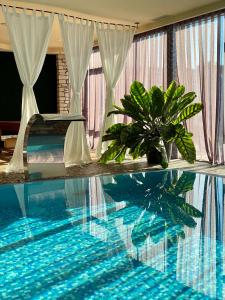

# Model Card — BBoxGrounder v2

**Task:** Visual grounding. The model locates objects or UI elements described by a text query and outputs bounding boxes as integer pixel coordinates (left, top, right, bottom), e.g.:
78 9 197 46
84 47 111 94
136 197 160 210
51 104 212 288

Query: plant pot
146 142 172 165
146 148 162 165
164 141 172 161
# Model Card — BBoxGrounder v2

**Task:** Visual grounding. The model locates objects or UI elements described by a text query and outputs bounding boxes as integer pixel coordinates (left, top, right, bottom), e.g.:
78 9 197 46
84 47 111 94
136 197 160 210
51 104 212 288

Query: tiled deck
1 149 225 185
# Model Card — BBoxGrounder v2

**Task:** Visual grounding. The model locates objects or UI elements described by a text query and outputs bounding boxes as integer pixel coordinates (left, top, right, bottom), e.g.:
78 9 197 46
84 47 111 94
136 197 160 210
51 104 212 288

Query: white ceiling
0 0 224 52
20 0 223 25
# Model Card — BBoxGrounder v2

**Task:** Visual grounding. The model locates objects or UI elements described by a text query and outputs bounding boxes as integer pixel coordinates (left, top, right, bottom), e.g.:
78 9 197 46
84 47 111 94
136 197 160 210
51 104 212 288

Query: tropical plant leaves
100 80 202 166
175 129 196 163
172 85 185 100
181 202 203 218
174 103 203 124
168 91 197 119
102 170 203 247
99 141 122 163
149 86 164 118
173 172 196 195
120 97 145 121
106 123 127 135
160 124 177 142
102 123 127 142
115 146 127 163
165 81 177 102
130 81 151 114
176 92 197 111
163 81 177 115
168 205 197 228
154 141 169 169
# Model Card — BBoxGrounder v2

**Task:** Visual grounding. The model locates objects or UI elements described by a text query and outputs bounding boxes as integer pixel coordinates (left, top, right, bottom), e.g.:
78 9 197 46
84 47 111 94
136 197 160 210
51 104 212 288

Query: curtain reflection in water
1 170 223 298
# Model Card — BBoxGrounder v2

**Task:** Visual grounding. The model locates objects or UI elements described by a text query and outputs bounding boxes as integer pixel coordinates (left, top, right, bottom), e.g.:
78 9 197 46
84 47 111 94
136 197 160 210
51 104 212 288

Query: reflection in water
103 171 203 246
0 170 224 299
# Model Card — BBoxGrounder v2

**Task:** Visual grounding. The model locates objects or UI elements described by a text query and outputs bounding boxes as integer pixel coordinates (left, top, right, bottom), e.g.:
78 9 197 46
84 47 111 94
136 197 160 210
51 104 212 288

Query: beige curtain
175 14 225 164
83 30 167 151
58 15 94 166
96 24 135 156
135 31 167 90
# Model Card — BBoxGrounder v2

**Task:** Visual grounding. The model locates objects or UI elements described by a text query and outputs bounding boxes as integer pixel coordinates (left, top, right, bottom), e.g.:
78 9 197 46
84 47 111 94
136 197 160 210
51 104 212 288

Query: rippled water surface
0 170 224 299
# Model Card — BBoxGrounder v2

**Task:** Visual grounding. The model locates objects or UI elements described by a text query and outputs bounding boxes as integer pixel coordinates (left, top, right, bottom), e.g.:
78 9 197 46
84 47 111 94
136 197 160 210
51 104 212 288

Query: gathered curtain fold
58 15 94 166
175 14 225 164
96 23 135 156
2 7 53 172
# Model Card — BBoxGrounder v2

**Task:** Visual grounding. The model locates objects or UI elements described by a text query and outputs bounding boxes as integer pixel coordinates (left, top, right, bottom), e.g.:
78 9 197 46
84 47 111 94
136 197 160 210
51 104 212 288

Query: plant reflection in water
103 170 203 247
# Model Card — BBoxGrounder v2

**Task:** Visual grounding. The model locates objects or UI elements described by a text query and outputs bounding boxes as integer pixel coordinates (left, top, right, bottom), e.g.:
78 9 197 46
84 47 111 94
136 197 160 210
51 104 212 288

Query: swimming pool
0 169 224 299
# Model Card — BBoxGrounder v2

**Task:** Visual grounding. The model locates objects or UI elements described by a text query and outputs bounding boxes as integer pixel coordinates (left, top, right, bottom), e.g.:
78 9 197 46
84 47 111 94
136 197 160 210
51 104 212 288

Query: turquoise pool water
0 170 224 299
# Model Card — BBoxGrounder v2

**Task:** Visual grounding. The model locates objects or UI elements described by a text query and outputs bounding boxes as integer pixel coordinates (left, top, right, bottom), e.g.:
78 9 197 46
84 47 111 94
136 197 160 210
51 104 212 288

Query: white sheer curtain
175 14 225 164
96 24 135 156
2 7 53 173
59 15 94 166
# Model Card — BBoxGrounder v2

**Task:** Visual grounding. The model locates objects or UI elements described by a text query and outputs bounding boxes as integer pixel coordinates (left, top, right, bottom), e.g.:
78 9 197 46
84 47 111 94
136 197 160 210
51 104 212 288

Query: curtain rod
1 4 138 28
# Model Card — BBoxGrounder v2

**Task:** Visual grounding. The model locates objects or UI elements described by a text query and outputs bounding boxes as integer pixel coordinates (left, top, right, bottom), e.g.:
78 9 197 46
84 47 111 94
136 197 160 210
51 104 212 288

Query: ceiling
0 0 224 52
20 0 224 25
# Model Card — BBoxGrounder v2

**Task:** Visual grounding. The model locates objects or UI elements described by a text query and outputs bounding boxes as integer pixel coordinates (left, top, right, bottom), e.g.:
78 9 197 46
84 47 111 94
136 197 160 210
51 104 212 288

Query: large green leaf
162 81 177 120
115 146 127 163
99 141 123 163
120 126 131 144
175 130 196 163
174 103 203 124
149 86 164 118
172 85 185 100
165 81 177 101
106 123 125 133
105 123 127 135
130 81 151 113
173 172 196 195
181 202 203 218
121 96 143 114
102 123 127 142
168 205 197 227
167 86 185 118
102 134 117 142
160 124 177 142
177 92 197 111
169 92 197 119
107 107 126 117
108 104 143 121
129 143 142 159
155 141 169 169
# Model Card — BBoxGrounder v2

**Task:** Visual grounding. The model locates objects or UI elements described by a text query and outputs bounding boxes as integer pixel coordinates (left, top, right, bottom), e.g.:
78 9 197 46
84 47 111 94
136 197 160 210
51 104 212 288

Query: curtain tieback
70 91 81 115
74 91 80 98
23 84 33 89
106 86 115 112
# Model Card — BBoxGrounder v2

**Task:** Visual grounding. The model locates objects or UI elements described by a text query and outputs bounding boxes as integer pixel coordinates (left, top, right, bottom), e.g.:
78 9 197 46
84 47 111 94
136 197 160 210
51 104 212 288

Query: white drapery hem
3 7 53 173
96 24 135 157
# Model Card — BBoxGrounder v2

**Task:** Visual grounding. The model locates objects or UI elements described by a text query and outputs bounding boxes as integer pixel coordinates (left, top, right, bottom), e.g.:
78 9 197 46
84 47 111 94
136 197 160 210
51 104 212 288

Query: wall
0 52 57 121
56 54 70 113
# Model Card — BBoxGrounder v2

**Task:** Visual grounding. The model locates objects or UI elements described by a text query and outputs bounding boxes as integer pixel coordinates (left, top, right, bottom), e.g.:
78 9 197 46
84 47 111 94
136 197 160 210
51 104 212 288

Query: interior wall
56 54 70 113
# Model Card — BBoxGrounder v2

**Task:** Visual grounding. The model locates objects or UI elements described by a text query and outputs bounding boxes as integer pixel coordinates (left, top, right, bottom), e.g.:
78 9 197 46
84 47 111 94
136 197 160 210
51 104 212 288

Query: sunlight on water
0 170 224 299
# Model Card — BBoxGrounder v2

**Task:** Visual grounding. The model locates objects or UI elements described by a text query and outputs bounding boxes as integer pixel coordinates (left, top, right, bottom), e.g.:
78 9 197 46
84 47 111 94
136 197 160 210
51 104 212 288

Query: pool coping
0 158 224 185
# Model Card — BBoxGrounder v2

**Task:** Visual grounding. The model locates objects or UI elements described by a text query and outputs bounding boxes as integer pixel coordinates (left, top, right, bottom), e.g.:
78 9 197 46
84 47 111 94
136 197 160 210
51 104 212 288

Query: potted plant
99 80 203 168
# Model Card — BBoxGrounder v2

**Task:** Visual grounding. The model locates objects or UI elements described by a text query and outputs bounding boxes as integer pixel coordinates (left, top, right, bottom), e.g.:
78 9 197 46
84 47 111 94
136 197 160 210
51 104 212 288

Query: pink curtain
135 32 167 90
83 31 167 150
175 13 225 164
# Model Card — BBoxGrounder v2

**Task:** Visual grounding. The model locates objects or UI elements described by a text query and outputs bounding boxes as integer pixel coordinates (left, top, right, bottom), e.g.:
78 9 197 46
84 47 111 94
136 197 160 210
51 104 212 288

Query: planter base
146 143 172 166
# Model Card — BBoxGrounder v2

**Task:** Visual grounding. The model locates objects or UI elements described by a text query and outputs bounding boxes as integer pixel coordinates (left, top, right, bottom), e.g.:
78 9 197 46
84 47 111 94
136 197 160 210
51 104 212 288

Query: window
83 30 168 149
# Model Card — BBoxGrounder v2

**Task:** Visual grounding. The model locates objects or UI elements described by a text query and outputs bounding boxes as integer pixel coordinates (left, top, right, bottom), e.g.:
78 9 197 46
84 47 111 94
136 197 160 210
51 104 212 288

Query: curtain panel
96 24 135 156
2 7 53 172
83 31 167 150
175 13 225 164
58 15 94 166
